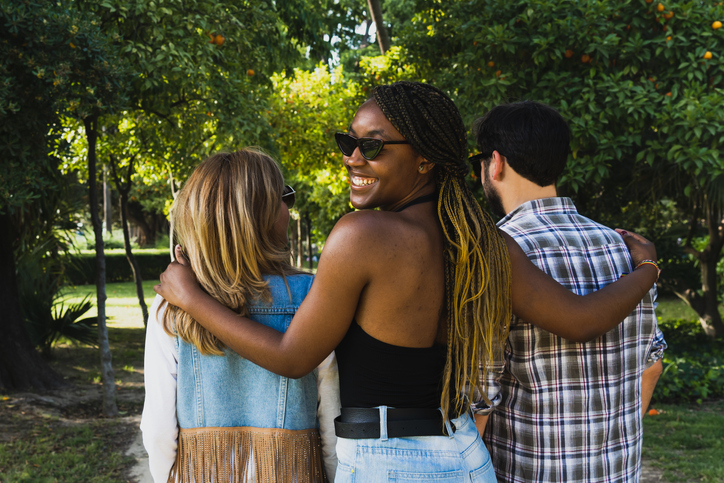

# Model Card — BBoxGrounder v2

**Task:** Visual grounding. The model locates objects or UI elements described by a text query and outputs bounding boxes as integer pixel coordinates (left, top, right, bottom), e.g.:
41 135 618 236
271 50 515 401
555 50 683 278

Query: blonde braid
374 82 511 418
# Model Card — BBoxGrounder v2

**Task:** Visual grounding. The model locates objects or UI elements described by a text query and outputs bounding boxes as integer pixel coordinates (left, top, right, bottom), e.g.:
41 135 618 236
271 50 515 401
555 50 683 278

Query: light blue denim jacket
176 273 318 430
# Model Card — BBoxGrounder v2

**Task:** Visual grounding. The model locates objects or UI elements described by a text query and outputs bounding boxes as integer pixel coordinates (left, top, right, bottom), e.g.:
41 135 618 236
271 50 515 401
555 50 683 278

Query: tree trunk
680 200 724 338
120 193 148 327
103 165 112 236
305 214 313 270
297 216 303 268
84 116 118 417
0 214 65 391
367 0 391 54
289 214 297 266
109 153 149 328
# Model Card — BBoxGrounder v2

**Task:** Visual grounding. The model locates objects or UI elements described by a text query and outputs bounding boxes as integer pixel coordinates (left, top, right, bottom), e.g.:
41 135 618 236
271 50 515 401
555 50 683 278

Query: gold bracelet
635 259 661 281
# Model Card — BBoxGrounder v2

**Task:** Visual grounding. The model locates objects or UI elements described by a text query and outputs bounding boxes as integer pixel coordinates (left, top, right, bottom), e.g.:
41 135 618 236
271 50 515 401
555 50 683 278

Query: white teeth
352 176 377 186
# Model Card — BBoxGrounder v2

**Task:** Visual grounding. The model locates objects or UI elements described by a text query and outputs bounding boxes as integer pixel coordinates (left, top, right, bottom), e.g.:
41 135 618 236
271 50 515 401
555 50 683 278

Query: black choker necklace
392 192 437 213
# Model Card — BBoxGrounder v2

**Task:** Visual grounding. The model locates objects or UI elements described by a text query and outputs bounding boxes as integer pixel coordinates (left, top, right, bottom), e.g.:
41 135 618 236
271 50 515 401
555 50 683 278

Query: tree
267 65 363 248
368 0 392 54
0 0 128 390
392 0 724 337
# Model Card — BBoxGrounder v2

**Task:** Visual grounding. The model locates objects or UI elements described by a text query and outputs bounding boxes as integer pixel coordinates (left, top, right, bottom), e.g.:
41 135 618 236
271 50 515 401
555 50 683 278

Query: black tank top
335 320 447 409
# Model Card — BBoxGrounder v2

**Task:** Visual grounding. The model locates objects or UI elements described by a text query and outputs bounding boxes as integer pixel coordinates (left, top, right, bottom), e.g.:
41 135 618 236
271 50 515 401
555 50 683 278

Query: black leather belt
334 407 456 439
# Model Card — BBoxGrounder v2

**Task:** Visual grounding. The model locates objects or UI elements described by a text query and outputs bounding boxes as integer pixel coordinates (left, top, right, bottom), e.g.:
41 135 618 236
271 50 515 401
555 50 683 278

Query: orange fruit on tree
495 70 502 77
488 61 495 67
473 41 478 46
581 54 591 63
214 35 224 45
664 11 674 20
666 36 672 42
704 51 713 59
648 408 659 416
665 91 672 96
645 0 653 3
565 49 574 58
657 3 665 12
247 69 255 76
713 21 723 29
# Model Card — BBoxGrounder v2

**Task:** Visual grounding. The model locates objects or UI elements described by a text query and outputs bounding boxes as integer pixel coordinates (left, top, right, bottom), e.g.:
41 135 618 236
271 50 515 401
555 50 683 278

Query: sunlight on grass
57 280 160 328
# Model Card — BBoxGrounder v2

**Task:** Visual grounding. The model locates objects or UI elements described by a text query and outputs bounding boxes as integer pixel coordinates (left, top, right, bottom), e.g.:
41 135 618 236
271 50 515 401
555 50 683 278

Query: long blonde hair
162 148 297 355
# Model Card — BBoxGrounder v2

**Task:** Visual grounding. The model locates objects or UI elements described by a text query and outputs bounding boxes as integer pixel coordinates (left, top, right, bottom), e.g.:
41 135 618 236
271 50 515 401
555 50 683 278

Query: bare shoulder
326 211 399 249
320 210 422 273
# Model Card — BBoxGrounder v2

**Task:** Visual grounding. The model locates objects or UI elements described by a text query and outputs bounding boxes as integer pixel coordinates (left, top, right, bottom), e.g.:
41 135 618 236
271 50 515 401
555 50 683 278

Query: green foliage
0 0 129 215
397 0 724 188
268 64 363 241
654 318 724 403
66 251 171 285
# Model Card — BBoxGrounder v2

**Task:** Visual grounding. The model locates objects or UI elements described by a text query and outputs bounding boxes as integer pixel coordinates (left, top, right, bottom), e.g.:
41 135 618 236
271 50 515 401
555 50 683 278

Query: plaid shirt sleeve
646 324 667 367
471 350 506 415
645 284 667 368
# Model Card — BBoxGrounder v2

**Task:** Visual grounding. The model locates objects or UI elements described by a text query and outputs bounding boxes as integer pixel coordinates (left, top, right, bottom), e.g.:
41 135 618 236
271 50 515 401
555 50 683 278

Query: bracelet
635 259 661 281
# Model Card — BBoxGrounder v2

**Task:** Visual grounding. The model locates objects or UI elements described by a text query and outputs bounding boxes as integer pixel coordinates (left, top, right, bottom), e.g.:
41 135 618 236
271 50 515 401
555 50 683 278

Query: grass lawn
2 285 721 482
643 400 724 482
58 279 160 329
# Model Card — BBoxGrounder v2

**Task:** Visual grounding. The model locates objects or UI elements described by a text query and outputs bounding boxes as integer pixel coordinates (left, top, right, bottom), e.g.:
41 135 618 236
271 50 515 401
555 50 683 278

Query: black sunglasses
469 153 487 179
335 132 410 161
282 185 296 209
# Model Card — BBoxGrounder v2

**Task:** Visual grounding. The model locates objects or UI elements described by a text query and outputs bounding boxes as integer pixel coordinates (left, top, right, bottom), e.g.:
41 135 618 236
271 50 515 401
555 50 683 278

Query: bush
66 251 170 285
654 319 724 403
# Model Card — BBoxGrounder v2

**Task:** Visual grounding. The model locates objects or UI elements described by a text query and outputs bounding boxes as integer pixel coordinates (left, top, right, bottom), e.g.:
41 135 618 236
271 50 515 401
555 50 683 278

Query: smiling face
344 100 428 211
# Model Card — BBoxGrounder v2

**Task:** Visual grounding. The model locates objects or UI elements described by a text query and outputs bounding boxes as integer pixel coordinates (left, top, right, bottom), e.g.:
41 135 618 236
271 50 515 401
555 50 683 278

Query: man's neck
502 182 558 215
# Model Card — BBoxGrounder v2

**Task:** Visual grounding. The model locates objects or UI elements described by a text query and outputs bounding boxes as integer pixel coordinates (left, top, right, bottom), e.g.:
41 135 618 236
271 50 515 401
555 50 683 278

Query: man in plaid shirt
470 101 667 483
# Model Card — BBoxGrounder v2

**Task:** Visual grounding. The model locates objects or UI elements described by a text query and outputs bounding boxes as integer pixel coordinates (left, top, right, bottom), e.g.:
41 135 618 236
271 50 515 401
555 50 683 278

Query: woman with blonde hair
154 82 659 481
141 148 339 482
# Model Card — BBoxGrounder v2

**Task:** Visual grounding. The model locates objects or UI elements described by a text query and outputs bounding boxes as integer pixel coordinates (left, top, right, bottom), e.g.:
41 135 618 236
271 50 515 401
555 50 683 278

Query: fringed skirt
168 426 328 483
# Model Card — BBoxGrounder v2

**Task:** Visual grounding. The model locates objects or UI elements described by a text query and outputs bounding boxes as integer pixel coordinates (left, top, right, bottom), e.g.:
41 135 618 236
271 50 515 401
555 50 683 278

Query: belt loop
378 406 389 441
439 407 455 439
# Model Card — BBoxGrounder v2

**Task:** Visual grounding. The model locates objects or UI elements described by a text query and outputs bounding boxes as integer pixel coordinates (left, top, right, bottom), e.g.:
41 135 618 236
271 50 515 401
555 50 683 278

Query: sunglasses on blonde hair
282 185 296 209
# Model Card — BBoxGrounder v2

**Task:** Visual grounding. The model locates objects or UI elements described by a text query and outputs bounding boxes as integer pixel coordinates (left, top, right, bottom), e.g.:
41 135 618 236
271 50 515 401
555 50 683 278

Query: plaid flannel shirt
477 198 666 483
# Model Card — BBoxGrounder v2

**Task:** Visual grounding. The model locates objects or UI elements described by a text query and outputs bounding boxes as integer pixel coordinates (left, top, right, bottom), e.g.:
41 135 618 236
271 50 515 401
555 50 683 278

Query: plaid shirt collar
497 197 578 227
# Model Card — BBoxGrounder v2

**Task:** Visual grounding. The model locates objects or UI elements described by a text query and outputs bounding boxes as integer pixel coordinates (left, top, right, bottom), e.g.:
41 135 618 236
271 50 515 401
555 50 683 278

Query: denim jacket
176 274 318 431
141 273 338 483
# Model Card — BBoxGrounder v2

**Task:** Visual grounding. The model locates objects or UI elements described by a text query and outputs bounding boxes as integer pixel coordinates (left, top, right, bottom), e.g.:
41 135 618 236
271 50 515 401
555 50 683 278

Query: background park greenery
1 0 723 479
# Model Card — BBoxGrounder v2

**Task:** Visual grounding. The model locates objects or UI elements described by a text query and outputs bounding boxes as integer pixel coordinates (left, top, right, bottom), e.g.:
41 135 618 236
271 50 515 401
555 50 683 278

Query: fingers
615 228 652 245
153 283 161 294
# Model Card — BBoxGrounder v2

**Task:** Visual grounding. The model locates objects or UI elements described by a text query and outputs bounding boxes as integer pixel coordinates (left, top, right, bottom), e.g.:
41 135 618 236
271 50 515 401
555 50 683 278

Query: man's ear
489 150 506 181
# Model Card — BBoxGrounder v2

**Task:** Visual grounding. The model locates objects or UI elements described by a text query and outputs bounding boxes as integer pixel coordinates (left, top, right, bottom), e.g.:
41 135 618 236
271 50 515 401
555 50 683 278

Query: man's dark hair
471 101 570 187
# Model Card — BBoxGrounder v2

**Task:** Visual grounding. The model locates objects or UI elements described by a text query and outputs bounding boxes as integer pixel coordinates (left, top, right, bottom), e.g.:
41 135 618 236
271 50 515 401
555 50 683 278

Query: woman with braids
154 82 659 482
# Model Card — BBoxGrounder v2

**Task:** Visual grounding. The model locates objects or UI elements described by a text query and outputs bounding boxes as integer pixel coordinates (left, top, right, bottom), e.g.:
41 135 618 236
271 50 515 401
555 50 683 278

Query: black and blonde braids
373 82 512 418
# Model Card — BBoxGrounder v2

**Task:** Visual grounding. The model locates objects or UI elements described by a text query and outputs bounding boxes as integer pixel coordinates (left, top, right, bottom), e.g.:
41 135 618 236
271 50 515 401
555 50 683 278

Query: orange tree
392 0 724 338
267 65 362 256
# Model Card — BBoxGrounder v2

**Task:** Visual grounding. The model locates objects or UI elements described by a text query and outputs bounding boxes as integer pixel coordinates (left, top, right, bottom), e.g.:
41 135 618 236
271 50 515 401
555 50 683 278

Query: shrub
66 251 171 285
654 318 724 403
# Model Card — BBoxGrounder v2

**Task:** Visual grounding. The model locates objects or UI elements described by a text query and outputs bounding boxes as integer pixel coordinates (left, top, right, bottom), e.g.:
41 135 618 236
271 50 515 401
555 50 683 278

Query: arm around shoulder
505 231 659 342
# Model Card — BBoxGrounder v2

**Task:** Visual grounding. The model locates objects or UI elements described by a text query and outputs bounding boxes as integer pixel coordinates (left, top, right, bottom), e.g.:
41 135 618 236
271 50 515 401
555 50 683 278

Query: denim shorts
334 408 497 482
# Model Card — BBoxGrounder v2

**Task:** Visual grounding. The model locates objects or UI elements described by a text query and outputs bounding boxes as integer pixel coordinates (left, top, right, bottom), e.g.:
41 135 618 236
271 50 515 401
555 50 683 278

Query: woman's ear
417 159 435 174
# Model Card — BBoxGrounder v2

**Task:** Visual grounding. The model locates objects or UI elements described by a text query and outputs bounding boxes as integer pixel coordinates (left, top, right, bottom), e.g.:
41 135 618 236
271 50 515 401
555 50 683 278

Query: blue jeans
334 408 497 482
